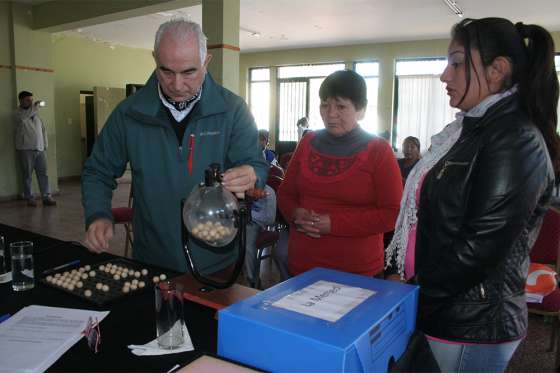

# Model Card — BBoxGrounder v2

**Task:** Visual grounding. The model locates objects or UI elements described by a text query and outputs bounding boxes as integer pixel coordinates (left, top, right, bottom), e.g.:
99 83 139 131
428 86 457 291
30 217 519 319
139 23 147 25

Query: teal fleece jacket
82 73 268 273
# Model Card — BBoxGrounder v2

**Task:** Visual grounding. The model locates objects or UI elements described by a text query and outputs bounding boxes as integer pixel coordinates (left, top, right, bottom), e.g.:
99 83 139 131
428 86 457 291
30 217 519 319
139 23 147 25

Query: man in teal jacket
82 19 268 273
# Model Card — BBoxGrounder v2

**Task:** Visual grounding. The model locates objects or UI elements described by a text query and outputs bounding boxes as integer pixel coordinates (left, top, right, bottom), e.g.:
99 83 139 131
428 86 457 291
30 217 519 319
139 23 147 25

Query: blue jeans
428 338 521 373
18 149 50 199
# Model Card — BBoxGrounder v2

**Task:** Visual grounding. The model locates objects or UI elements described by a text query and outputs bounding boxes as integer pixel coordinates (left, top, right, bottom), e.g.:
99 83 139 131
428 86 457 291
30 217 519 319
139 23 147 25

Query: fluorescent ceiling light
442 0 464 17
240 26 261 37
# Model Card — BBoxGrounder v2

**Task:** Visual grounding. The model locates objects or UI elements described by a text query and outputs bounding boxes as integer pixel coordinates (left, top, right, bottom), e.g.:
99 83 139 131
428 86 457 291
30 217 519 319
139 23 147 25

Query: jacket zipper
187 134 195 176
436 161 470 179
479 283 486 299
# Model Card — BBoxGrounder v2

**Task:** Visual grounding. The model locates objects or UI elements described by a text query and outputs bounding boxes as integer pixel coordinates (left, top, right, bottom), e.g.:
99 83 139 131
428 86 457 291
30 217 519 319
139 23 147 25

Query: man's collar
126 72 227 121
157 84 202 122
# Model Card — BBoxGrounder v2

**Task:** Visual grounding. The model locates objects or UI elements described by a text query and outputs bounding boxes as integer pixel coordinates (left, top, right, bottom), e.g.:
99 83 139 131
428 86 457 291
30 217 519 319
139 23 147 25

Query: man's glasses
81 317 101 353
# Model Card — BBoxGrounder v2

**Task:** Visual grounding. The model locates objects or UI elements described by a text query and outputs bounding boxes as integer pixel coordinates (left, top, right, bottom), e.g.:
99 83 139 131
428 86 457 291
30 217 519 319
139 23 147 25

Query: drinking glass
10 241 34 291
155 281 184 349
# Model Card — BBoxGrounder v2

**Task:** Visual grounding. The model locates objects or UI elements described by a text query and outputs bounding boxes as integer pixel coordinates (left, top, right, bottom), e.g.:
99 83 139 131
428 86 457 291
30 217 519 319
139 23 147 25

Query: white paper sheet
0 305 109 373
128 323 194 356
271 280 375 322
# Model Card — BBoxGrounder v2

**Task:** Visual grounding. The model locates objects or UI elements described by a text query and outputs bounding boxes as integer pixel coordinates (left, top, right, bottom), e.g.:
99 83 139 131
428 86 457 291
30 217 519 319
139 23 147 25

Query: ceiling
44 0 560 52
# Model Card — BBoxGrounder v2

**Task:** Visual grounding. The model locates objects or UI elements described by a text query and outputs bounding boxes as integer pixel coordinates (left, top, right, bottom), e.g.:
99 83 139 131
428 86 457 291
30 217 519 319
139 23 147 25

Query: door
85 96 95 157
93 87 126 134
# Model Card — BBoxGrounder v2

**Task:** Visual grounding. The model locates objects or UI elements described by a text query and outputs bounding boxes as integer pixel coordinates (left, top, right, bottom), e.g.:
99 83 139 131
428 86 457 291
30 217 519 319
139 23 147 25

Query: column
202 0 240 94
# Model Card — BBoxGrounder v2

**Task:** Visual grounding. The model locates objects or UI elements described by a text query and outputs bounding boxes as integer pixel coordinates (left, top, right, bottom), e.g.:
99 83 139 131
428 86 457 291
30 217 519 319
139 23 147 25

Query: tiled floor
0 179 556 372
0 179 130 257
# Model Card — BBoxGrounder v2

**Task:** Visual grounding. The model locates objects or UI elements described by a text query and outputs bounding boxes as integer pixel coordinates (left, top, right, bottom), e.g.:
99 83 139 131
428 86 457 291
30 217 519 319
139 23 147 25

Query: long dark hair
451 17 560 177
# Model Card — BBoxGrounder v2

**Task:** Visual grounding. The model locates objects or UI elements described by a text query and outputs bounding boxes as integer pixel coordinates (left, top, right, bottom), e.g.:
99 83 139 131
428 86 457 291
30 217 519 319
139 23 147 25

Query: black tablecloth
0 224 440 372
0 224 217 372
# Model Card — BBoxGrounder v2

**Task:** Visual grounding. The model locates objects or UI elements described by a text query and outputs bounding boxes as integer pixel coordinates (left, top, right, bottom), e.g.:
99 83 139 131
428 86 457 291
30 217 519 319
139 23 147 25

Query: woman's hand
385 274 404 283
293 208 330 238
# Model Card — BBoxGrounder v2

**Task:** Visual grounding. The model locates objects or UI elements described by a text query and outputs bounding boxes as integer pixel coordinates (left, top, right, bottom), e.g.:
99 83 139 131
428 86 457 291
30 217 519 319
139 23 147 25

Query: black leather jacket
414 94 554 343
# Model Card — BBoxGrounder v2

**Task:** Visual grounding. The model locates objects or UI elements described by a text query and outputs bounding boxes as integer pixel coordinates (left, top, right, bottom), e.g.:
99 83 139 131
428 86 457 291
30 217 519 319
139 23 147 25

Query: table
0 224 438 373
0 224 218 372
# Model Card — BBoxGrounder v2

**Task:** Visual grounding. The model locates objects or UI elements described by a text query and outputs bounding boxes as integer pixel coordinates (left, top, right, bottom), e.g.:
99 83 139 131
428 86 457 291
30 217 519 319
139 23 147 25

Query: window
249 68 270 131
355 62 380 134
393 59 458 151
277 63 345 141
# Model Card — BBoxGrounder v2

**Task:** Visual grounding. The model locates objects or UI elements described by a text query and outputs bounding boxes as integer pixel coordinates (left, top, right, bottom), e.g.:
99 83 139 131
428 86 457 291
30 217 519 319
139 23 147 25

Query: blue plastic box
218 268 419 373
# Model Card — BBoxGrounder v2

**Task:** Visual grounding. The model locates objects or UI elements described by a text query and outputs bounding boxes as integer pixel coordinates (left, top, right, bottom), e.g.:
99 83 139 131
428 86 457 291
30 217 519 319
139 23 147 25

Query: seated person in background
258 129 278 166
397 136 421 184
278 70 403 277
244 184 277 286
296 117 310 141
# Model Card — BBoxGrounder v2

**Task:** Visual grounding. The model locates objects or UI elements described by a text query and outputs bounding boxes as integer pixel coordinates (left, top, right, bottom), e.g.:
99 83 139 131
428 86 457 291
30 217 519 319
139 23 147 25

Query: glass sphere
183 183 239 247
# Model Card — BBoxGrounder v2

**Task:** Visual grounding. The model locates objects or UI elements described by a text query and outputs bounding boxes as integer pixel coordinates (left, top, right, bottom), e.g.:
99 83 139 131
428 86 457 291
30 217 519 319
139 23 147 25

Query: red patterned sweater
278 132 403 276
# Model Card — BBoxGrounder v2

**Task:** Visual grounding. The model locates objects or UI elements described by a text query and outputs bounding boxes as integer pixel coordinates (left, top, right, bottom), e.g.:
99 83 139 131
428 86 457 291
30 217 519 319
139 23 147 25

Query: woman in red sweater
277 70 403 277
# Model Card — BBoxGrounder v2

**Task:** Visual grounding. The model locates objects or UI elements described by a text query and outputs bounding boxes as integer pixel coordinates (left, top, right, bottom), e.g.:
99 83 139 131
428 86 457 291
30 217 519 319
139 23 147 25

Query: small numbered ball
130 284 138 291
159 274 167 281
76 281 83 288
89 271 96 277
124 281 131 287
134 271 141 278
84 265 91 271
84 290 92 297
122 286 130 294
113 274 121 281
96 282 103 290
121 272 128 279
56 280 63 286
110 269 116 275
54 273 61 278
79 267 85 273
131 279 138 285
46 275 53 282
68 284 75 291
152 276 160 284
138 281 145 288
71 269 77 274
141 269 148 276
99 265 105 271
102 285 109 292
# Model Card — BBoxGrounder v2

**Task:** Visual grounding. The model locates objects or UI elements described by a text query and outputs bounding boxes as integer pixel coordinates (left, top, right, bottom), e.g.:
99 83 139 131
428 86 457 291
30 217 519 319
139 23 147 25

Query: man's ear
487 56 512 91
204 53 213 69
152 51 158 65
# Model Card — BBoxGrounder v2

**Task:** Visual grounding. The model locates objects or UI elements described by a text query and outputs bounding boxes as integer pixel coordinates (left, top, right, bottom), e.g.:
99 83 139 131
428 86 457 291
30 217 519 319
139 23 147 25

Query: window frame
248 67 272 131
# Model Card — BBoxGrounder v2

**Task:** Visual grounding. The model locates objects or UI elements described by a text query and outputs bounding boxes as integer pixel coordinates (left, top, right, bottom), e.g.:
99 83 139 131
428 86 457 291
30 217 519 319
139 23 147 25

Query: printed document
272 280 375 322
0 305 109 373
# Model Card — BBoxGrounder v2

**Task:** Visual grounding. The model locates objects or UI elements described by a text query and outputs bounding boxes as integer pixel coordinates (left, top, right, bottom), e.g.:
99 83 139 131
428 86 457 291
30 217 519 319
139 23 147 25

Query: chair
111 185 133 257
250 175 284 289
269 164 285 179
528 208 560 369
278 152 293 170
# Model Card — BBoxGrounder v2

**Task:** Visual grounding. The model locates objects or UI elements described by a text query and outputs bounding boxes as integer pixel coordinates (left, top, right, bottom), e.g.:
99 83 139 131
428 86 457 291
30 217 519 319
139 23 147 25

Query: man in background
14 91 56 207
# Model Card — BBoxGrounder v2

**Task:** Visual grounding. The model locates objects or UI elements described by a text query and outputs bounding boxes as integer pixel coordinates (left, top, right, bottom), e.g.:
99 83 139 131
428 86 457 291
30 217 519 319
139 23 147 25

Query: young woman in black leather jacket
386 18 559 372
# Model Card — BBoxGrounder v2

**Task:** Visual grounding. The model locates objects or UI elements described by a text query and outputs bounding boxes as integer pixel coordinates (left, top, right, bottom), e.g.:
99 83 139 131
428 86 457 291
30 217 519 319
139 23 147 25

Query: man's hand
222 165 257 198
84 218 113 253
